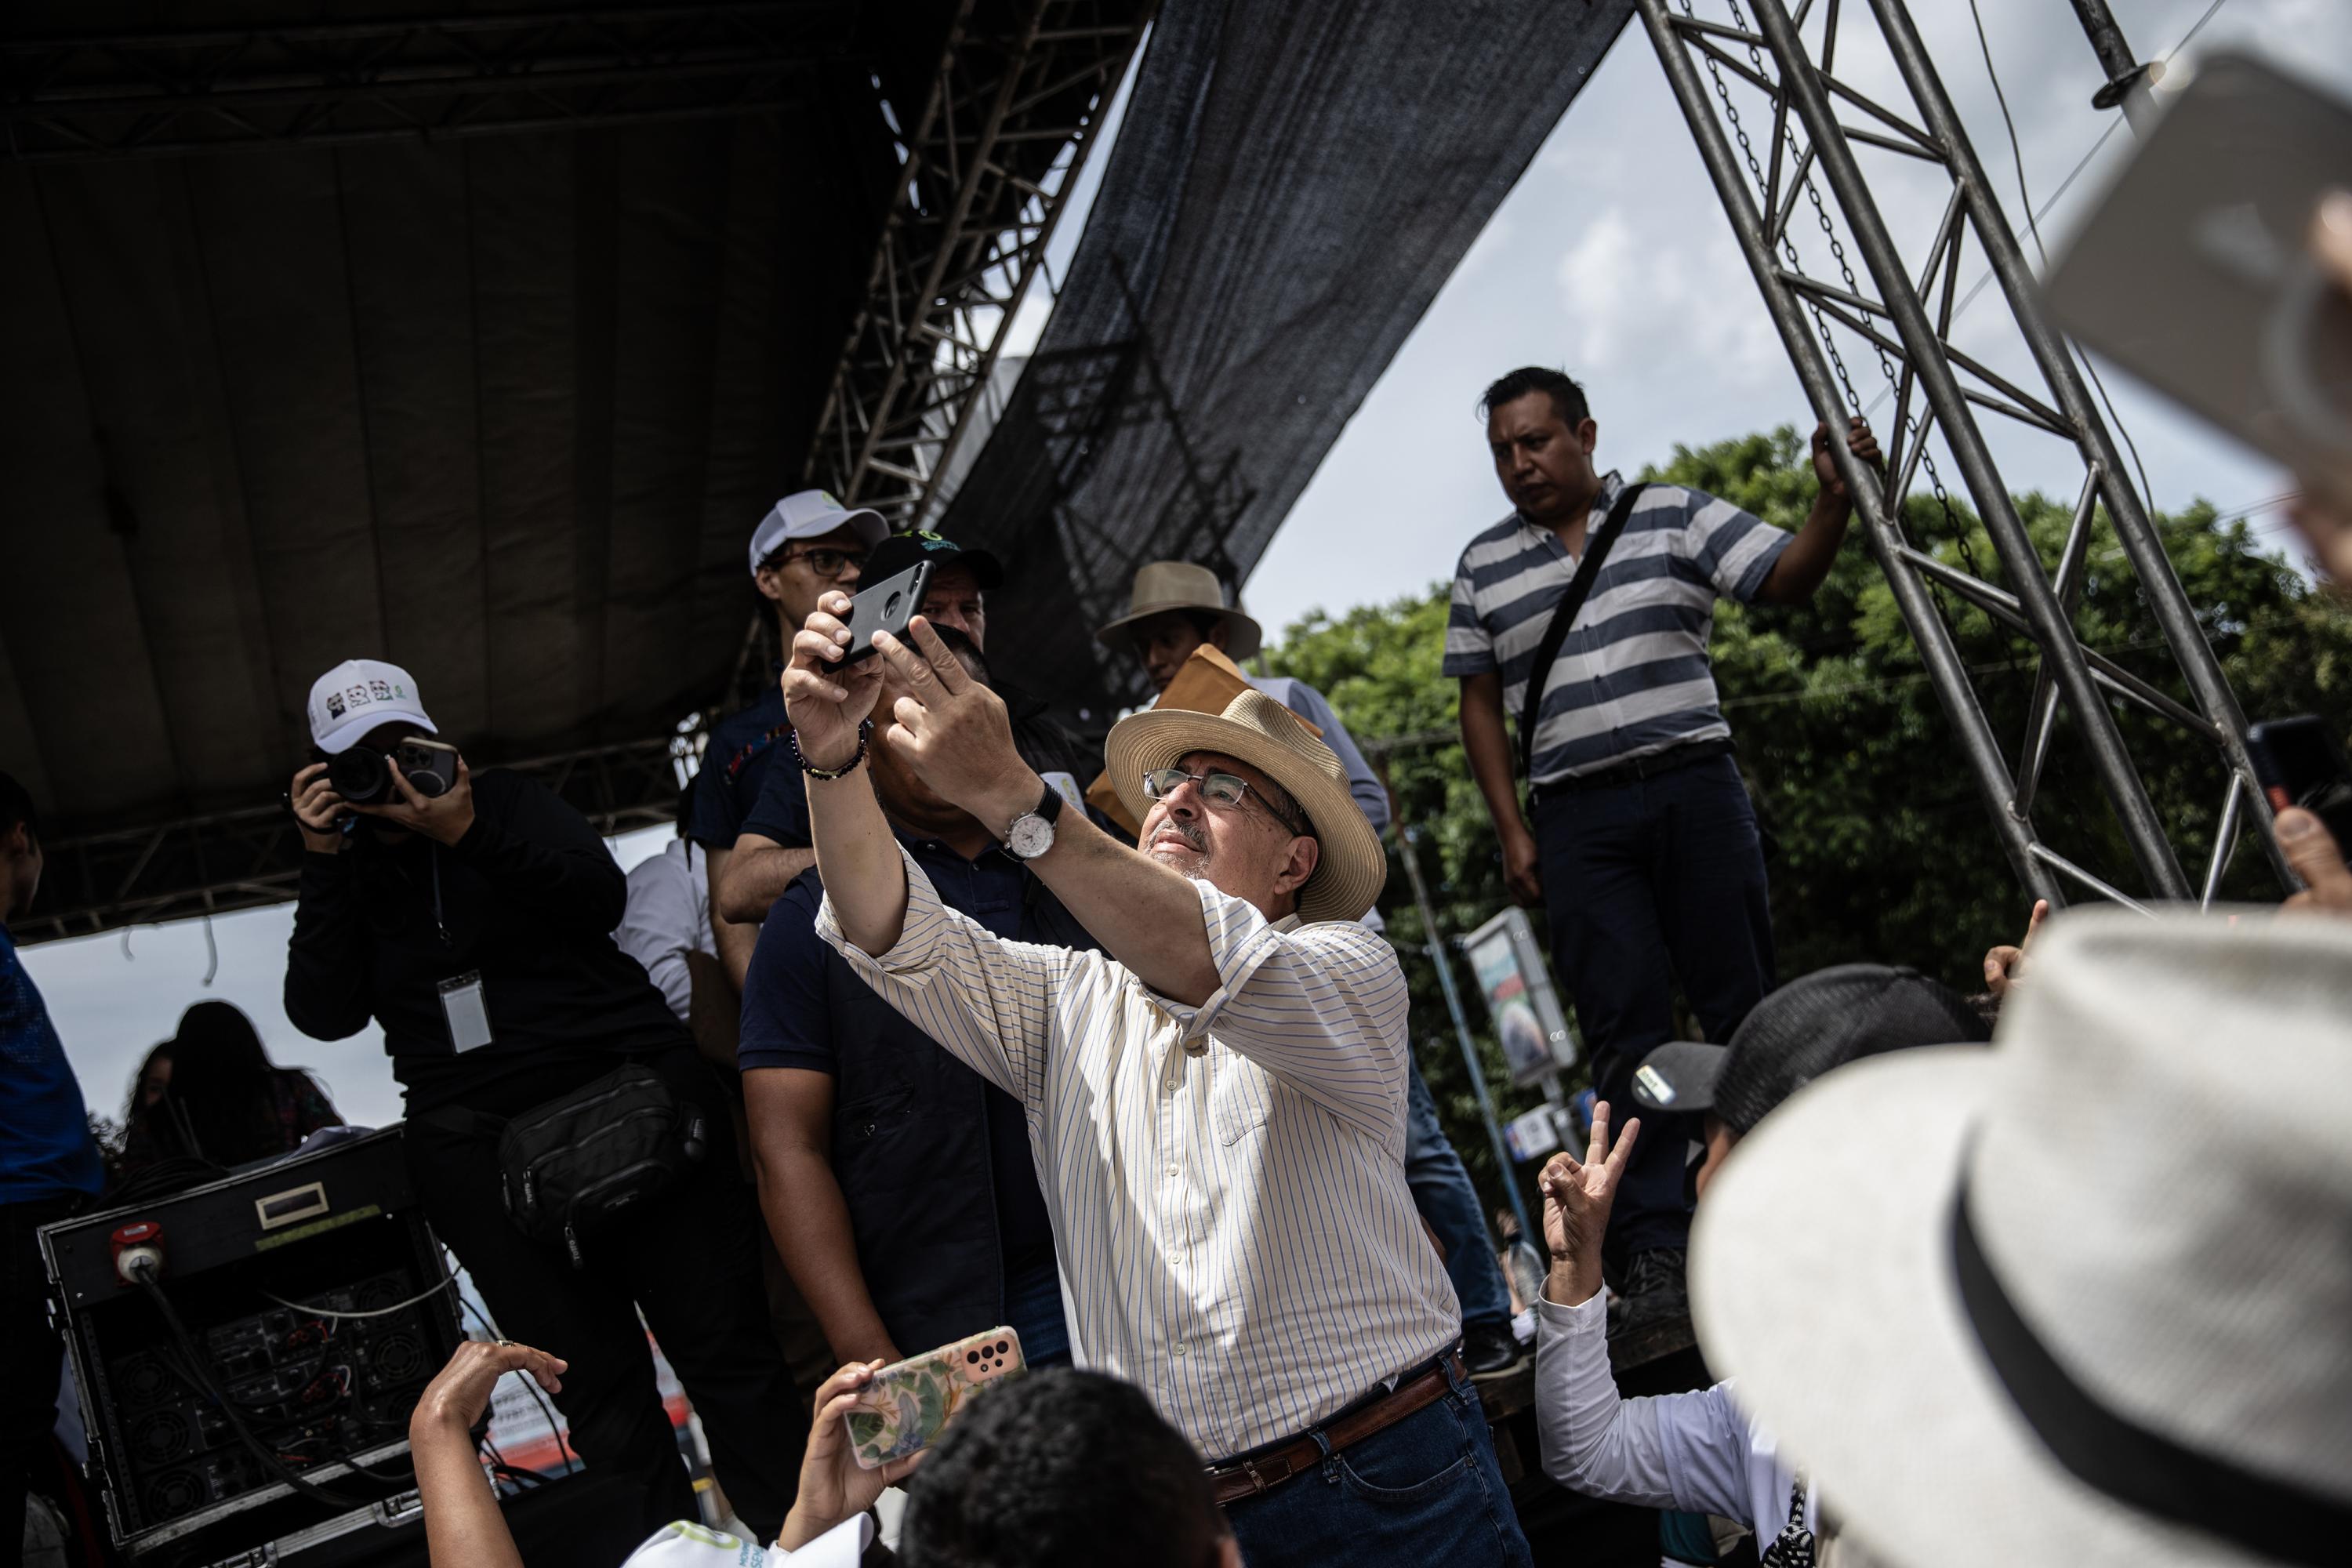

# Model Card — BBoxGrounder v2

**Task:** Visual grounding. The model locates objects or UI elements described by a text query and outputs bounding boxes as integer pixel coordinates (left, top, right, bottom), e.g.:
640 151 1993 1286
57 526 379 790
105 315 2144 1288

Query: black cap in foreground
866 529 1004 590
1632 964 1989 1134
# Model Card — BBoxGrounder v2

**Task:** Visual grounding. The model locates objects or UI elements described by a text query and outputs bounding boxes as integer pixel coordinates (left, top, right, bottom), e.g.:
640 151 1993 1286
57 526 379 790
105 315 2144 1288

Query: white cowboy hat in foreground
1690 907 2352 1567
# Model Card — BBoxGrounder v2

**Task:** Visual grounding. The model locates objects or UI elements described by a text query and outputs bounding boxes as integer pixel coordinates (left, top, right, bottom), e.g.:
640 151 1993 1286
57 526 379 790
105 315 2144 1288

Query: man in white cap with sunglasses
781 598 1532 1566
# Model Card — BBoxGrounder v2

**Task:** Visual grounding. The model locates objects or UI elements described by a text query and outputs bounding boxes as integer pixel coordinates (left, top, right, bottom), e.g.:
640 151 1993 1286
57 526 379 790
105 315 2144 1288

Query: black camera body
328 738 461 805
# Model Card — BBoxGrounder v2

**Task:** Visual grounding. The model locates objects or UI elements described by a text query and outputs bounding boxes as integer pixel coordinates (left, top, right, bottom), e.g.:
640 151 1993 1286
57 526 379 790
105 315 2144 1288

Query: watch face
1006 811 1055 860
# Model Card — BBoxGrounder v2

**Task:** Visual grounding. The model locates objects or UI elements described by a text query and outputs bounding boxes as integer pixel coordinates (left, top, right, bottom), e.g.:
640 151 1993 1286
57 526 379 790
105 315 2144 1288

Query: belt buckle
1241 1454 1290 1496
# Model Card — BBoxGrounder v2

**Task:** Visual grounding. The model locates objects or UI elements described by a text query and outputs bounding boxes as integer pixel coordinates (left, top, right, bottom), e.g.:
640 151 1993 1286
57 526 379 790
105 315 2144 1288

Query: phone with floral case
843 1326 1025 1470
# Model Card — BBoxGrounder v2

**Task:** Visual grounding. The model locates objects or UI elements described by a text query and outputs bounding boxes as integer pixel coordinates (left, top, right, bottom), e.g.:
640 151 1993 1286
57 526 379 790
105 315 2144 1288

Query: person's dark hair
899 1368 1227 1568
124 1042 173 1123
0 770 38 844
1184 609 1226 644
140 1001 296 1167
1479 366 1590 429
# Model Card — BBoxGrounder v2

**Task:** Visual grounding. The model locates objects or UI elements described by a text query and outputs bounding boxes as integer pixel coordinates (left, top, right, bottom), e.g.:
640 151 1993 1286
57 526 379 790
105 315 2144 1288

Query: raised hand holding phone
783 588 889 771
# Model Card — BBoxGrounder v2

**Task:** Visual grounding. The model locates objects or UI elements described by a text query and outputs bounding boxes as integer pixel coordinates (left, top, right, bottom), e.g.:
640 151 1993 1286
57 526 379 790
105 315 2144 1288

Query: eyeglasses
1141 768 1310 837
764 546 866 579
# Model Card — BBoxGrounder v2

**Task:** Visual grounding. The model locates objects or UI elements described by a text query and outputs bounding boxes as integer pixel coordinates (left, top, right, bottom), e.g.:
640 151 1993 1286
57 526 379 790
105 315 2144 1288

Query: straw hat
1688 909 2352 1566
1094 561 1264 662
1102 688 1385 924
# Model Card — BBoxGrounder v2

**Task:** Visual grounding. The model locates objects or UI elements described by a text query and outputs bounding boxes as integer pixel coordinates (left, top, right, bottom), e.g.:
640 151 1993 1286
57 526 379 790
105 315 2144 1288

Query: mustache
1149 819 1207 853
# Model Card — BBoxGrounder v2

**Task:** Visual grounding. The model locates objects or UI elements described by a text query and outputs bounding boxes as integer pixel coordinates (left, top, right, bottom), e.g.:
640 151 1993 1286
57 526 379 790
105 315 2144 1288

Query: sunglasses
764 546 866 579
1141 768 1309 837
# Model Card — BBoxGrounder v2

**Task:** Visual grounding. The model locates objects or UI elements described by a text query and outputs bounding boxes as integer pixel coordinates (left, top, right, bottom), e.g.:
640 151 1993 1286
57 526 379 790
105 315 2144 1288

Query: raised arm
1752 416 1878 606
1533 1108 1766 1525
806 604 1227 1004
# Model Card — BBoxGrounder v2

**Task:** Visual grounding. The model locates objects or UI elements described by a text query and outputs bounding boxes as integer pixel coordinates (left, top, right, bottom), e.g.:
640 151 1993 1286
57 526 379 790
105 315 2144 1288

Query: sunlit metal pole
1392 819 1534 1247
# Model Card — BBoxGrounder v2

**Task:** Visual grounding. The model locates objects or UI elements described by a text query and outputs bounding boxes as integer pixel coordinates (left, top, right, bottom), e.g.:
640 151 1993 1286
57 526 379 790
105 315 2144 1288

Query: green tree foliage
1265 426 2351 1225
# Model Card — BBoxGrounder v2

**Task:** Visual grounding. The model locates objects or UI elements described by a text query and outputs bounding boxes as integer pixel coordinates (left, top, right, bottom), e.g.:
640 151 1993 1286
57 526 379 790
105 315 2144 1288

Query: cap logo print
325 692 347 718
1635 1064 1677 1105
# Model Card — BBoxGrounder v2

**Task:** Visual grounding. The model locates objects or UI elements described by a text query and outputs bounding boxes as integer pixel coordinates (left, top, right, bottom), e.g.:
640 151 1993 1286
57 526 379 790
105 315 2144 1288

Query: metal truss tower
804 0 1154 529
1635 0 2289 911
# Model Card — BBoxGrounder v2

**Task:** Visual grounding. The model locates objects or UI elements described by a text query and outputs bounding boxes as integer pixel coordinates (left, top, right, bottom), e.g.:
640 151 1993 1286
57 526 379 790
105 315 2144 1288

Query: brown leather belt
1204 1351 1465 1507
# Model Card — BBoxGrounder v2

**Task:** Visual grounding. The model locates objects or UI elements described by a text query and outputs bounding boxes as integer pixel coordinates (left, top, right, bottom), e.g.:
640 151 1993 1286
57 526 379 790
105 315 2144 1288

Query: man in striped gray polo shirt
1446 366 1876 1359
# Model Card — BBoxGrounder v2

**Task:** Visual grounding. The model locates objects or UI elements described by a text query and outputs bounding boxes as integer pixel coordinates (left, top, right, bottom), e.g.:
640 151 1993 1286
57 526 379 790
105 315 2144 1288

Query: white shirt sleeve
1534 1289 1765 1526
619 1515 872 1568
616 840 702 1022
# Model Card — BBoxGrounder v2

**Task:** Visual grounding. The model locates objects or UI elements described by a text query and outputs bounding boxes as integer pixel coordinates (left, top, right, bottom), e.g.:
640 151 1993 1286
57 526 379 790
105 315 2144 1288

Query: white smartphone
2041 53 2352 495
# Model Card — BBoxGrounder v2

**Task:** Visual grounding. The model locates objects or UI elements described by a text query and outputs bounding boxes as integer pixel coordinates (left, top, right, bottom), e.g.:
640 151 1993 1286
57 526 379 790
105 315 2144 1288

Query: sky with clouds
1247 0 2352 633
22 0 2352 1131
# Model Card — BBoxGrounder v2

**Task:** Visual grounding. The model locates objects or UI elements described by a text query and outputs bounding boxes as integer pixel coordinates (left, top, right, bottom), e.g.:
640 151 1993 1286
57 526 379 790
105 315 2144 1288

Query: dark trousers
1220 1357 1532 1568
3 1193 84 1568
1534 753 1775 1261
406 1052 803 1544
1403 1064 1513 1333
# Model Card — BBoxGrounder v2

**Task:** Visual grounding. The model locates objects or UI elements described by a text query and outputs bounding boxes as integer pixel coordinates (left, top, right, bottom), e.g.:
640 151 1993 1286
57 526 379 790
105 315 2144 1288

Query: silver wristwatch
1004 782 1064 860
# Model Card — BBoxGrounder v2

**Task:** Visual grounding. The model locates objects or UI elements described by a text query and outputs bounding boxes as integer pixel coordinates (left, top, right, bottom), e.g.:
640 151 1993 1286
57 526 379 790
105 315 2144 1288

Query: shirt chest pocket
1208 1070 1274 1147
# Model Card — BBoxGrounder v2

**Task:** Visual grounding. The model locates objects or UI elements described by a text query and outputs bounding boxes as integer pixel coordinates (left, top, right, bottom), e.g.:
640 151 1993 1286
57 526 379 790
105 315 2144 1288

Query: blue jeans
1534 753 1775 1262
1403 1064 1513 1333
1220 1357 1532 1568
1003 1258 1072 1368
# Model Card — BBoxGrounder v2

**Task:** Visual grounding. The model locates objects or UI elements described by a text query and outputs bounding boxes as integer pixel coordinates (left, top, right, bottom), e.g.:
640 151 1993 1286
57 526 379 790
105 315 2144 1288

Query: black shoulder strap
1518 481 1648 779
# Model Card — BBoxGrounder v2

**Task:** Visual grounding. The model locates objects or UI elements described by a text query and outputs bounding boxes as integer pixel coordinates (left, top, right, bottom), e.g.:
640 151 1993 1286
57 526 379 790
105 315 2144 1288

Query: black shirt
285 768 688 1113
739 833 1087 1278
688 679 790 851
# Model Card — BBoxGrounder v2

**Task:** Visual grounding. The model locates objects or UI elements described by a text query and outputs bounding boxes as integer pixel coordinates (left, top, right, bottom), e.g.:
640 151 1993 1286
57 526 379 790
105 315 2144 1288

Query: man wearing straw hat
782 600 1531 1566
1098 557 1528 1381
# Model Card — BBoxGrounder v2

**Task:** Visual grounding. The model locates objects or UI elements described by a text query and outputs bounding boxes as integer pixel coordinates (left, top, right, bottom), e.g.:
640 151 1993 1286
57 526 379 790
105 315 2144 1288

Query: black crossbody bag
496 1062 709 1269
1517 482 1648 779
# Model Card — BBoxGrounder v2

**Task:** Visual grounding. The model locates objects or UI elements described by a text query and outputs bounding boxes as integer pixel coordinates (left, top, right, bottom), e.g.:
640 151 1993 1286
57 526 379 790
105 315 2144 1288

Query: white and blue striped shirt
1443 471 1789 785
815 848 1462 1460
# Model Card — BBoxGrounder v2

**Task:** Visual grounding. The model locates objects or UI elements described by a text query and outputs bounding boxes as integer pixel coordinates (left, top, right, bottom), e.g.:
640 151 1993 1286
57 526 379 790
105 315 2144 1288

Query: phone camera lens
996 1341 1007 1354
966 1350 979 1363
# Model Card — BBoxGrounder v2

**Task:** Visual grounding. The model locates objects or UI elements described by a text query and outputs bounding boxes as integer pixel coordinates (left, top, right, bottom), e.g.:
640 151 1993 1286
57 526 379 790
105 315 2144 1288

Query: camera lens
327 748 390 805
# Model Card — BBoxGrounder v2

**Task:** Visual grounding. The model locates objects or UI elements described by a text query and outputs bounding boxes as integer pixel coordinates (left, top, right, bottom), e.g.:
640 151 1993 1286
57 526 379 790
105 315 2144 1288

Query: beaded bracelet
791 719 872 781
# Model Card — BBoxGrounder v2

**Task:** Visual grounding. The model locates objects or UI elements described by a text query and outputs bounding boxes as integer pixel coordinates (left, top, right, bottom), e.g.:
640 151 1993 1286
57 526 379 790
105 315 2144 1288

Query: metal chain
1678 0 2007 657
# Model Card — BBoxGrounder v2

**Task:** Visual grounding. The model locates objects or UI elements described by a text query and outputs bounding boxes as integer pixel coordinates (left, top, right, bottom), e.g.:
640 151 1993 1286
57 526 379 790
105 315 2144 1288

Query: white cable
263 1273 459 1320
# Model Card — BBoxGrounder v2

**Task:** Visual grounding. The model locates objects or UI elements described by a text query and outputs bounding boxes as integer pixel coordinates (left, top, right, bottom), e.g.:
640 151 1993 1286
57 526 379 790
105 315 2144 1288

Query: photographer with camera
281 659 800 1544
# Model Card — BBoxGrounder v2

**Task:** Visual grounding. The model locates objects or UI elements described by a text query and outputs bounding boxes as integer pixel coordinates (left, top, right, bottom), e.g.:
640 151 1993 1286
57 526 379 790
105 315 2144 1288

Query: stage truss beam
0 3 866 162
1636 0 2286 911
805 0 1153 529
17 736 690 945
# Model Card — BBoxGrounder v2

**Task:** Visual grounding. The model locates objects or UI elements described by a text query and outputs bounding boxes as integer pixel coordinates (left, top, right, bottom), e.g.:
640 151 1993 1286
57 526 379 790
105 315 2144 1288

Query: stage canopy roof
1 0 1635 940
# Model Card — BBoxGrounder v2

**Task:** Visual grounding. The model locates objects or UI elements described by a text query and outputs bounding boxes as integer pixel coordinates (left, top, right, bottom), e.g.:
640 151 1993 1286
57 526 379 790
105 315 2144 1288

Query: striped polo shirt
1443 470 1789 785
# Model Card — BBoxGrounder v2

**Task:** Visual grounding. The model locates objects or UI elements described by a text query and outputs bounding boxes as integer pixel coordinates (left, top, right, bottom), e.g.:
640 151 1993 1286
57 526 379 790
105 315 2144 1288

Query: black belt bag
497 1062 708 1269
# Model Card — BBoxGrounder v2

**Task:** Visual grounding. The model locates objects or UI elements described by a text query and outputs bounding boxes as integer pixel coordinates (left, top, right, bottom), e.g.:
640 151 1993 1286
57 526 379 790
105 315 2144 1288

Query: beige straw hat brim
1102 690 1384 924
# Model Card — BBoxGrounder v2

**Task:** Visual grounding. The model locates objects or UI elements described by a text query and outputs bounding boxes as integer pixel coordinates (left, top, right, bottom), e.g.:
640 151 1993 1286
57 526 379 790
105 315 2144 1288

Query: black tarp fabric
940 0 1637 713
0 3 923 837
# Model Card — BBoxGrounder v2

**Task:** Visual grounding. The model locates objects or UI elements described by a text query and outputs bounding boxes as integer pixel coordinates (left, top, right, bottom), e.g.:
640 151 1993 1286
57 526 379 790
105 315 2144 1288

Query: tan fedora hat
1094 561 1264 662
1102 688 1385 924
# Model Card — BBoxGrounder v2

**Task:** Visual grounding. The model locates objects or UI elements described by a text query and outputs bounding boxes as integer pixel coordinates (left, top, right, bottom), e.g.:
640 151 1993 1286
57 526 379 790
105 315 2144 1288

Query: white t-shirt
622 1516 870 1568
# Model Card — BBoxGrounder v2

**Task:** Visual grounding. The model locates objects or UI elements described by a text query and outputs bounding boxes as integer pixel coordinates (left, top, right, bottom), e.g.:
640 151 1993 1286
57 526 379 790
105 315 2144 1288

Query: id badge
437 972 495 1054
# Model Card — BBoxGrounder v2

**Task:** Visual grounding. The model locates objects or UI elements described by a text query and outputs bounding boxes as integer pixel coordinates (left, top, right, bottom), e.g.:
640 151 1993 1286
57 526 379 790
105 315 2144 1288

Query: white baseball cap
748 489 889 577
307 659 437 755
